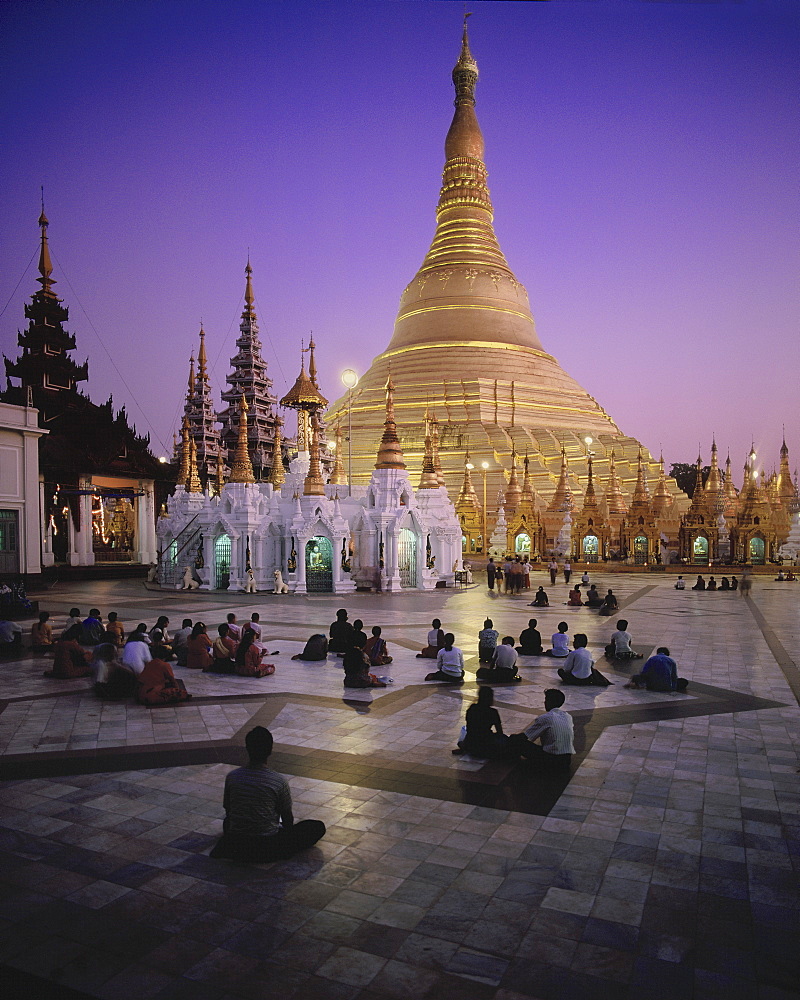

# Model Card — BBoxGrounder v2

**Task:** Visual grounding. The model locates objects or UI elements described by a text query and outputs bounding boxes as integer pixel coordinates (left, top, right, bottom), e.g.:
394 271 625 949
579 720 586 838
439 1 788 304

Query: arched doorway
214 534 231 590
633 535 649 565
582 535 599 563
306 536 333 592
515 532 531 554
692 535 709 564
398 528 417 588
749 536 765 565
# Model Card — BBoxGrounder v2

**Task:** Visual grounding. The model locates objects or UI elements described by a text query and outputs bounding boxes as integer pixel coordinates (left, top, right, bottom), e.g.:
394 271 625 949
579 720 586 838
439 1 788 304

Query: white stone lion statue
273 569 289 594
181 566 199 590
245 568 257 593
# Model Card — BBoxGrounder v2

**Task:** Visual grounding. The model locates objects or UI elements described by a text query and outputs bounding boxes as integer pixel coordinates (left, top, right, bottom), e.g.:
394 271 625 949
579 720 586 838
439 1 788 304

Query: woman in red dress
234 628 275 678
43 625 92 679
136 645 192 705
186 623 213 670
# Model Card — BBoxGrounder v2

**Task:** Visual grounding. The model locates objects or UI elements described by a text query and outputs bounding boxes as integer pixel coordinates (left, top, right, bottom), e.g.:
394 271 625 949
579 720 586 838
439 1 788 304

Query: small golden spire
455 452 479 506
604 449 628 515
505 450 522 512
228 394 256 483
178 416 191 487
186 354 195 402
629 450 652 515
303 411 326 495
521 453 534 502
267 414 286 488
187 434 202 493
430 412 445 486
309 334 318 386
419 425 440 489
329 423 347 485
197 326 209 384
243 258 256 320
215 443 225 496
375 376 406 470
37 201 56 298
651 452 672 515
547 448 574 512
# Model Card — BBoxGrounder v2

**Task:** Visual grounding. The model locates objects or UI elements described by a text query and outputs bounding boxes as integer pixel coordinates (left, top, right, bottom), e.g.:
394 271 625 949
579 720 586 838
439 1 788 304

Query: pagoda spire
308 335 318 386
187 435 202 493
604 450 628 515
375 376 406 470
196 326 209 386
651 452 672 516
777 433 799 511
419 426 440 489
243 257 256 319
178 416 191 487
505 451 522 512
215 443 225 496
704 438 724 514
186 355 195 402
521 453 534 502
267 414 286 488
455 451 478 504
37 203 56 298
629 450 652 516
328 423 347 485
430 412 445 486
548 448 574 512
303 411 326 495
228 395 255 484
581 454 600 513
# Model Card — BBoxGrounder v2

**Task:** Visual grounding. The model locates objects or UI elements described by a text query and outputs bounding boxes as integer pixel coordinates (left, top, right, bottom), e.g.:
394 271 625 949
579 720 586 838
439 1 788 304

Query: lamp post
341 369 358 497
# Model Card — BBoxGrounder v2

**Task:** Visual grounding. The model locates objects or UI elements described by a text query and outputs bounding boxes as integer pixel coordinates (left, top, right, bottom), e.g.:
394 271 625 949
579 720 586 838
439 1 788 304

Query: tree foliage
669 463 711 498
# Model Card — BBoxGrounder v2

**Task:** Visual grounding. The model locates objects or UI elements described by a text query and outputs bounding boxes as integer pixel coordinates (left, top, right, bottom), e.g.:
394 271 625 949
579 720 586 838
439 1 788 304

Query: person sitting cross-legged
92 642 136 700
598 590 618 616
604 619 643 660
291 634 328 661
530 586 549 608
208 624 238 674
235 628 275 678
210 726 326 862
585 585 603 607
626 646 689 693
516 618 543 656
477 636 521 683
329 609 355 655
343 634 387 688
172 619 193 666
364 626 392 666
453 686 509 758
137 644 192 705
543 622 570 658
507 688 575 772
417 618 445 659
478 619 499 663
31 611 54 652
43 626 92 678
425 633 465 684
567 586 583 607
557 633 612 687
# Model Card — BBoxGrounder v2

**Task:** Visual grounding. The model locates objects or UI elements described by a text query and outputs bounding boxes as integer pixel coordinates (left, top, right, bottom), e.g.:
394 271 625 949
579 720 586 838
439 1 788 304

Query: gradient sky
1 0 797 486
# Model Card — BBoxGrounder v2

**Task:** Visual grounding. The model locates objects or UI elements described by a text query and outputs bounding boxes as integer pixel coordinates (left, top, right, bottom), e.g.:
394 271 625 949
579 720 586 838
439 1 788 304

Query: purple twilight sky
1 0 797 485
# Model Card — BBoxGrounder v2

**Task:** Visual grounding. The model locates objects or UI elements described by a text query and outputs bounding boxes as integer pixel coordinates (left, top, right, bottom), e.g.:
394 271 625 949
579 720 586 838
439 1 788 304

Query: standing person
502 556 514 594
549 559 558 586
486 557 497 592
417 619 445 659
329 609 355 655
543 622 570 658
626 647 688 693
477 636 520 683
186 623 213 670
511 558 524 593
454 686 508 758
31 611 54 652
425 633 465 683
478 618 499 663
517 619 543 656
563 561 572 584
507 689 575 771
172 618 193 666
522 555 531 590
739 569 751 597
557 634 611 686
210 726 326 862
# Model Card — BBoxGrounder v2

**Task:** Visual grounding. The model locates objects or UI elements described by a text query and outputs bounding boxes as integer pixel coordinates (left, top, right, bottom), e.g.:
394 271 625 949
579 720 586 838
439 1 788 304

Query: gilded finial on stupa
308 334 318 386
228 394 255 484
329 423 347 486
187 435 202 493
267 414 286 488
429 411 445 487
178 416 191 488
215 444 225 496
581 453 600 513
521 452 533 502
604 449 628 515
547 447 574 513
186 354 195 402
196 325 209 385
505 450 522 512
303 411 326 495
243 258 256 320
37 196 55 298
375 376 406 470
418 424 439 489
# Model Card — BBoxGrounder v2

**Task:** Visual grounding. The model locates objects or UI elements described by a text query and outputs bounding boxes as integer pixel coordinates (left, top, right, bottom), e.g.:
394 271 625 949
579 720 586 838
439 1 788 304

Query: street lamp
341 369 358 497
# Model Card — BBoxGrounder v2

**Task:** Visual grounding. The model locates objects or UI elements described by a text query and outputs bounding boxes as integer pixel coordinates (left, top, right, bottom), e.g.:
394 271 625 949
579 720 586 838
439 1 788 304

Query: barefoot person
210 726 326 862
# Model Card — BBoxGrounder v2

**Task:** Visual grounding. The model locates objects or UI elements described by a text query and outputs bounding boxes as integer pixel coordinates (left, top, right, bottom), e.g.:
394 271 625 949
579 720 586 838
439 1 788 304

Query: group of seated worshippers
692 575 738 592
565 584 604 608
604 620 644 661
453 687 575 771
775 569 797 581
324 609 393 668
625 647 689 693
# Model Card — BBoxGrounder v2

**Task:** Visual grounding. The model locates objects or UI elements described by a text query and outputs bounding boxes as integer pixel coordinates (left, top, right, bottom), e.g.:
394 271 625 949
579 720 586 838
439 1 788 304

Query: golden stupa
326 22 687 514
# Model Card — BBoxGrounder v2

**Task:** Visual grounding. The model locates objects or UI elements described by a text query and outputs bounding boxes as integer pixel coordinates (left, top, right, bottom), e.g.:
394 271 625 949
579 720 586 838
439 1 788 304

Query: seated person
172 618 193 665
517 618 543 655
604 619 643 659
585 585 603 607
674 576 686 590
720 577 730 591
291 634 329 661
209 726 326 862
364 625 392 666
62 608 82 637
626 647 688 693
0 621 23 655
707 576 717 591
343 634 387 688
149 616 173 656
507 688 575 771
247 613 262 638
454 686 508 758
121 631 153 677
530 586 549 607
137 644 192 705
235 628 275 677
352 619 368 649
786 571 797 581
44 626 92 678
543 622 570 658
478 618 499 663
31 611 54 652
581 571 590 586
557 634 611 687
208 624 238 673
425 633 465 683
329 609 355 655
598 590 618 616
81 609 105 646
225 613 242 641
417 618 445 658
730 576 738 590
103 612 126 648
567 586 583 607
186 623 213 670
131 623 152 645
692 575 706 591
92 642 136 699
477 636 520 683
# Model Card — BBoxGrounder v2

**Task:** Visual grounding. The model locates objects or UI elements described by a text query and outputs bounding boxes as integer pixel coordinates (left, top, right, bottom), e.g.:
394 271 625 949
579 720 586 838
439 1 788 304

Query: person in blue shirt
626 647 688 693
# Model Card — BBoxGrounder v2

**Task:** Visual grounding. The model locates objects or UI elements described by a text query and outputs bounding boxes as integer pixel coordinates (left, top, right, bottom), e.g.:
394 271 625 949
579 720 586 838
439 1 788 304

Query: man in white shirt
508 689 574 771
121 637 152 676
557 634 612 687
674 576 686 590
477 636 520 683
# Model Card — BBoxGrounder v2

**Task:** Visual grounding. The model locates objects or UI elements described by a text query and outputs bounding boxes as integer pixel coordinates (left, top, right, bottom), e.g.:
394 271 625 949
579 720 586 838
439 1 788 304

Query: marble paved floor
0 572 798 999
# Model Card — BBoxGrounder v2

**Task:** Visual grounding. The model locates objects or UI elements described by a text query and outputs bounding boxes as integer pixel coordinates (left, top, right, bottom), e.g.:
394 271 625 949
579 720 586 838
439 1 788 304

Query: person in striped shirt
210 727 325 862
508 689 575 771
